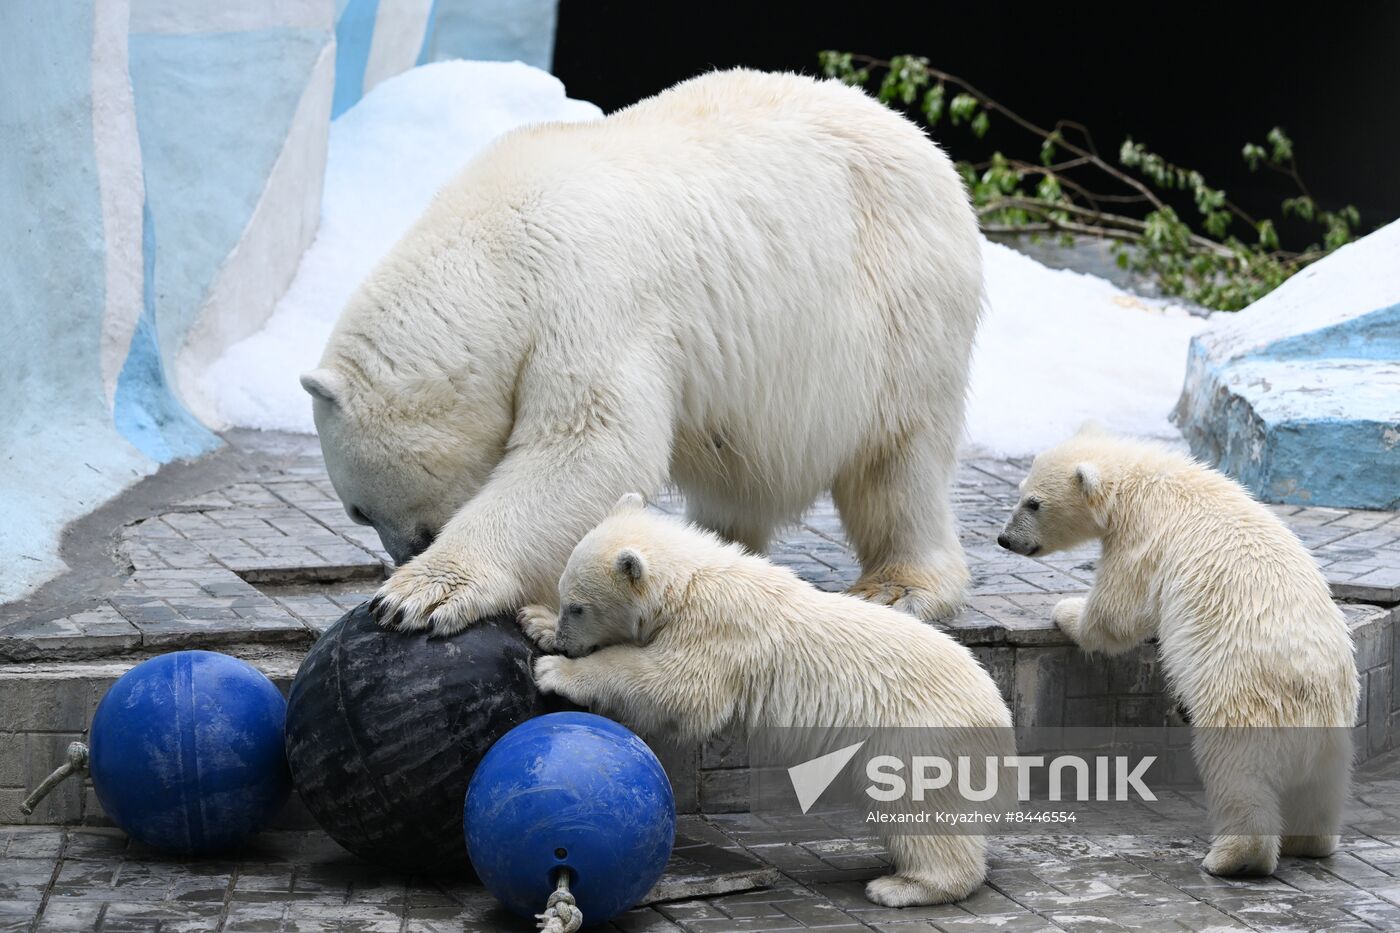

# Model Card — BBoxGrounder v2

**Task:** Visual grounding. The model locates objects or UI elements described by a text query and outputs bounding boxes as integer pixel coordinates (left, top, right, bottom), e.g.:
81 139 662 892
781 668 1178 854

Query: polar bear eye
1026 499 1041 512
566 604 585 617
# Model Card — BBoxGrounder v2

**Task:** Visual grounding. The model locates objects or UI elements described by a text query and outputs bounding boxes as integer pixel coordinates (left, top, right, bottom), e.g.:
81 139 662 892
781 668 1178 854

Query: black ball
284 602 549 873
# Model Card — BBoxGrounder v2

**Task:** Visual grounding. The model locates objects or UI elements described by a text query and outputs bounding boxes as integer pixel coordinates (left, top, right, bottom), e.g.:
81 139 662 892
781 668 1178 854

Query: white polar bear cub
301 68 983 635
998 426 1359 876
522 494 1013 908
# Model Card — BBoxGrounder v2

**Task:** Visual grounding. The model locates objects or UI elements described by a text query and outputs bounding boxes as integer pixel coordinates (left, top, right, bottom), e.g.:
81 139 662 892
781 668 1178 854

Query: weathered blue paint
1261 302 1400 363
112 200 220 463
128 28 328 363
416 0 440 66
1175 288 1400 510
332 0 381 117
0 1 162 599
88 651 290 854
466 712 676 924
423 0 558 71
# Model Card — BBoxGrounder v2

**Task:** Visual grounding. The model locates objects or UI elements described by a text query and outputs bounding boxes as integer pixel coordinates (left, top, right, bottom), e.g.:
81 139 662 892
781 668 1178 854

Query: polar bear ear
299 369 344 406
614 548 647 585
612 492 645 514
1074 462 1102 496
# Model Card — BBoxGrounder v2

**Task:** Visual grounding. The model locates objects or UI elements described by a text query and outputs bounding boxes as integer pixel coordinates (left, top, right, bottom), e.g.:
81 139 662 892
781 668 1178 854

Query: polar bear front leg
1054 571 1155 656
517 605 560 651
534 647 731 742
834 429 968 621
373 393 673 636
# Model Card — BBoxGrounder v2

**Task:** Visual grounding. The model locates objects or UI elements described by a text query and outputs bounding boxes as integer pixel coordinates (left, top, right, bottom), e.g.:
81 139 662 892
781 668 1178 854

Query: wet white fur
1002 427 1359 876
303 68 983 634
523 496 1012 907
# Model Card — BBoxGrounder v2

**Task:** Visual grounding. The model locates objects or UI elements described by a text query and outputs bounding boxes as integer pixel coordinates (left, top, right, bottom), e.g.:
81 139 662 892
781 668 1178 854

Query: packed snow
198 61 602 431
968 243 1208 454
202 60 1210 456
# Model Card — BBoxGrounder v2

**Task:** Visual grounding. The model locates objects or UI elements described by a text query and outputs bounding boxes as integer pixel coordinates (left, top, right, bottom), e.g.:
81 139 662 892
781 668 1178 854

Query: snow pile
967 242 1209 455
198 61 602 431
202 59 1209 456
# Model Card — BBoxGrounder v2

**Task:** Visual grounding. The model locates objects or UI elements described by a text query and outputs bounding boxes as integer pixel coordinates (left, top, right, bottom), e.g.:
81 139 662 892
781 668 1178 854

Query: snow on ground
199 61 601 432
967 242 1209 456
204 60 1210 455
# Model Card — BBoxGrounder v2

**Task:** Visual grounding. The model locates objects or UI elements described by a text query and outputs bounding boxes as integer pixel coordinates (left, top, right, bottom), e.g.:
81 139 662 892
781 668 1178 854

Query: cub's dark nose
996 534 1011 550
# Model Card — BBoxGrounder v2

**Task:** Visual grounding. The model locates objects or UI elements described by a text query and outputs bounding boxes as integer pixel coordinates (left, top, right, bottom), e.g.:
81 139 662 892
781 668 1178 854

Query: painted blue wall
423 0 557 72
332 0 381 117
127 28 328 362
0 2 158 595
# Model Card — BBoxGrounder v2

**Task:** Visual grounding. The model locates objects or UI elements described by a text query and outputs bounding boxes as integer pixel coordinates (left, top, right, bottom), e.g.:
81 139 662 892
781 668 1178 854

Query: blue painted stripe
332 0 380 117
416 0 439 66
112 198 220 463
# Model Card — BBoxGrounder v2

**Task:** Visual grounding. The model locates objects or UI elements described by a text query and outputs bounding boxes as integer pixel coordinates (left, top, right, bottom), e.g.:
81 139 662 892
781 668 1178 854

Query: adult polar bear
302 69 983 634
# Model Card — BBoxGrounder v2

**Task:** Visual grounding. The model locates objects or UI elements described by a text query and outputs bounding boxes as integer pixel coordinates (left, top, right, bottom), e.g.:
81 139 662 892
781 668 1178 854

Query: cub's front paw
533 655 575 697
370 546 515 637
518 605 560 651
1052 596 1087 636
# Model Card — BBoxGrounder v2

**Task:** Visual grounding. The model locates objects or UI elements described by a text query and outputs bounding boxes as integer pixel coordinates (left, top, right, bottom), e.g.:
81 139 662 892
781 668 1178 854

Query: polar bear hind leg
1280 746 1348 858
866 834 985 906
836 427 968 621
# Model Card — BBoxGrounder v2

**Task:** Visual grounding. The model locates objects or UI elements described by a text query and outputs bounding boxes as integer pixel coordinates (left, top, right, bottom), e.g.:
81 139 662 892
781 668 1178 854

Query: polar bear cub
998 426 1359 876
521 494 1012 907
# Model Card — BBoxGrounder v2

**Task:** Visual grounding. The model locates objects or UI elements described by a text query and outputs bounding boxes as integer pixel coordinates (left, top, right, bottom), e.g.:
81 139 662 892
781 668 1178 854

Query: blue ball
89 651 290 854
465 712 675 924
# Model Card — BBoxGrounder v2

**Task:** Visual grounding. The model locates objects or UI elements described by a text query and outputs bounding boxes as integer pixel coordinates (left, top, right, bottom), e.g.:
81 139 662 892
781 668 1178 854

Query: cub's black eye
566 605 585 617
1026 499 1041 512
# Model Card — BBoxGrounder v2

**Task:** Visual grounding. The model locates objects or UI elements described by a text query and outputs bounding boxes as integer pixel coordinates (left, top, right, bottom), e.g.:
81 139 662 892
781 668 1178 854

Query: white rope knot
535 872 583 933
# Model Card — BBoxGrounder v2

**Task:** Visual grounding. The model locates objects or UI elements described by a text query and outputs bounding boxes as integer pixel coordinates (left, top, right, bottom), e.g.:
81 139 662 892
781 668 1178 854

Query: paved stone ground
3 431 1400 931
3 433 1398 658
2 748 1399 933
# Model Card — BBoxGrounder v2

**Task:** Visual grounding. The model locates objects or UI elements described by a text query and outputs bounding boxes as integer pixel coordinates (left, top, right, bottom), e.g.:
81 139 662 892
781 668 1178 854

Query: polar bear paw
1203 836 1279 876
848 568 963 622
1052 596 1087 636
533 655 577 699
1281 834 1339 858
518 605 560 651
865 873 965 907
371 550 513 636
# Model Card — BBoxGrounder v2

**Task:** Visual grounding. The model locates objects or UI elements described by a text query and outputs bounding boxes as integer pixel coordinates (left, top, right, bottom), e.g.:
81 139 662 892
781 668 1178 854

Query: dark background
554 1 1400 243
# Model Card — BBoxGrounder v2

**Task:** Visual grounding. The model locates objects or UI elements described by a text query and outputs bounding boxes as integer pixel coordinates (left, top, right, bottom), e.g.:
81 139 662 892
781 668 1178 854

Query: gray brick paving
4 452 1398 662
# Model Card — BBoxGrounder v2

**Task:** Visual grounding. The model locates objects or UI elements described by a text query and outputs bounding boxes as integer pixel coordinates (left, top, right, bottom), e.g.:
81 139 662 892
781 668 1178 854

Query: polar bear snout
997 512 1041 556
381 526 437 566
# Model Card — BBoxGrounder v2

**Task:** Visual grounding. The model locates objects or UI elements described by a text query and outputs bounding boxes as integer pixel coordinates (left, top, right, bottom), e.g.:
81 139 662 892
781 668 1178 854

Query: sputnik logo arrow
787 740 867 814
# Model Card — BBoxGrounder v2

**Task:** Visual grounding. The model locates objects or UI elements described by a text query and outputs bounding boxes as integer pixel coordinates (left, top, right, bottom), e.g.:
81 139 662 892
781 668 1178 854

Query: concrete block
697 769 752 815
1175 220 1400 509
1012 648 1066 727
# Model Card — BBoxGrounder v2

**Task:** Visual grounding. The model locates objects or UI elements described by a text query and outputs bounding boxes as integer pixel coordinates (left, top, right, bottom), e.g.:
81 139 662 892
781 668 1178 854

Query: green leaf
922 84 945 124
1281 196 1315 221
971 111 990 138
1242 142 1266 171
1256 219 1279 250
949 93 979 125
1266 127 1293 163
